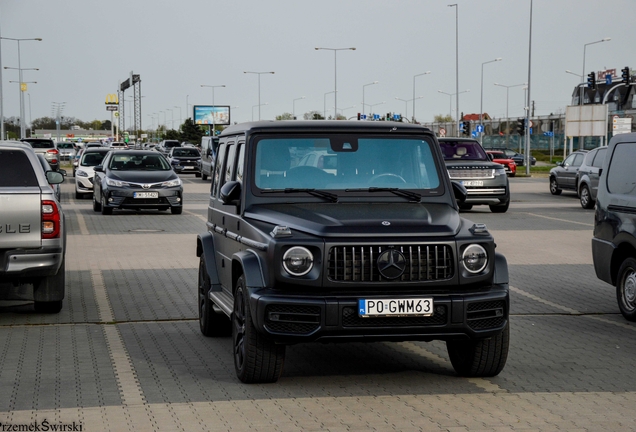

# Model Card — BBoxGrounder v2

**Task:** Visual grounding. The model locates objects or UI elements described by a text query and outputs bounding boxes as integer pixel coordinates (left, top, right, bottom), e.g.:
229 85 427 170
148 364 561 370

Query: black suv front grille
342 306 447 327
328 244 453 282
466 301 506 330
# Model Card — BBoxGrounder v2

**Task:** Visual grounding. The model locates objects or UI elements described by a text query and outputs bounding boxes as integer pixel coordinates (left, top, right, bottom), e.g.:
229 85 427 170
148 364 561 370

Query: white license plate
184 166 194 169
462 180 483 187
358 298 433 317
133 192 158 199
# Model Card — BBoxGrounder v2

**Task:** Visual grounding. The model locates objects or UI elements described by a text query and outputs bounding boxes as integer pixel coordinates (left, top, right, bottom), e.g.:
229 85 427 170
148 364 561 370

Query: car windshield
165 141 180 148
439 140 489 161
489 152 506 159
57 143 74 149
109 154 170 171
22 140 54 149
172 148 200 157
254 136 441 191
81 152 107 167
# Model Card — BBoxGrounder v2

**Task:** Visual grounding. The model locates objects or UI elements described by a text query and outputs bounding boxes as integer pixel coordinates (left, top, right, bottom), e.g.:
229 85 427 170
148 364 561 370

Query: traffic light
464 122 471 136
459 122 465 134
386 112 391 121
587 72 596 90
621 67 630 85
357 112 361 120
516 118 525 135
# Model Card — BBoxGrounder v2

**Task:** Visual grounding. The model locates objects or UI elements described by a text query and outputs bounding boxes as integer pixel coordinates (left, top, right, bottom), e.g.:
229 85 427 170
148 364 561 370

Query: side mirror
94 166 104 172
451 181 468 203
556 161 564 167
220 180 241 205
46 171 65 185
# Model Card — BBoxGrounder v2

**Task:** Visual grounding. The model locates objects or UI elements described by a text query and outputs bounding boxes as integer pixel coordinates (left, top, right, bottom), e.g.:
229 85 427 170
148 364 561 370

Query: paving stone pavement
1 176 636 431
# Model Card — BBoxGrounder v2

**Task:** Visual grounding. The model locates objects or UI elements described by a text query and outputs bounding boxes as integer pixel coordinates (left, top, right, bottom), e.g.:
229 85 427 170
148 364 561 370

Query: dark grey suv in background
549 150 587 195
577 146 607 209
592 133 636 321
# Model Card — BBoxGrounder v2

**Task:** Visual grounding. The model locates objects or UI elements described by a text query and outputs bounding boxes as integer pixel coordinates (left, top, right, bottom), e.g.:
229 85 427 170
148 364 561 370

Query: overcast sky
1 0 633 129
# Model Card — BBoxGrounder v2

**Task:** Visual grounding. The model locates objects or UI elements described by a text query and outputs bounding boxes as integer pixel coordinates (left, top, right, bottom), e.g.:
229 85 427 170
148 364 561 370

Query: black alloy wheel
616 257 636 322
579 184 594 209
550 177 562 195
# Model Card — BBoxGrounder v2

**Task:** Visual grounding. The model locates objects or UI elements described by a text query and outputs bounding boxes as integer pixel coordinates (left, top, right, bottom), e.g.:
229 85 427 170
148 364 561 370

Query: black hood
108 170 177 183
245 202 460 238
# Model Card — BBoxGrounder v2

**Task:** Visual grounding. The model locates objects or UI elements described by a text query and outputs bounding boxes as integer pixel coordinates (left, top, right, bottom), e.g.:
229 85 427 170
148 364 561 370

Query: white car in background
74 148 111 199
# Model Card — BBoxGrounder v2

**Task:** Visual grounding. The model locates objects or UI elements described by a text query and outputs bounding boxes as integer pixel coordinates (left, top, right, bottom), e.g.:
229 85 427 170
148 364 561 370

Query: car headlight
106 177 130 187
283 246 314 276
76 170 88 177
494 167 507 176
461 244 488 274
161 178 182 187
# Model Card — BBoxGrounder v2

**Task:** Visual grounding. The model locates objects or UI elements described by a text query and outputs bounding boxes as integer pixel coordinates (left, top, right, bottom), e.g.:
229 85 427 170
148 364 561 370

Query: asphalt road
0 174 634 431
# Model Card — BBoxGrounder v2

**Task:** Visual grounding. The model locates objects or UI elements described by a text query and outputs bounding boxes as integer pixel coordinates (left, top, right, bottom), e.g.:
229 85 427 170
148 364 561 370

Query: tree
276 112 294 120
180 118 204 144
304 111 324 120
165 129 180 140
434 114 453 123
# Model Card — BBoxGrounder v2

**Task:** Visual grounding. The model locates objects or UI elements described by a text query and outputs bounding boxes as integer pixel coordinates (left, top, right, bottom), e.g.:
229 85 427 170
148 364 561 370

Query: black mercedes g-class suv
196 121 510 383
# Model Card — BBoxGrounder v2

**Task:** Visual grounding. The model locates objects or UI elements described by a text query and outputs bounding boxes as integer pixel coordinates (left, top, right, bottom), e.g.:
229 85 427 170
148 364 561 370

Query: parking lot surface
1 175 635 431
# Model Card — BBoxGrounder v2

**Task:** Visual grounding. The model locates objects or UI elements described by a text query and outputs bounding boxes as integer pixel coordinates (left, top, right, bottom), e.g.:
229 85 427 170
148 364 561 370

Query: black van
199 136 219 181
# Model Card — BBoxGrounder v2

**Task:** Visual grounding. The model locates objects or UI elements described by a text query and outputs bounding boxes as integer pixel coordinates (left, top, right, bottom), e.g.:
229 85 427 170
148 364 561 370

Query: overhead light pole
438 90 469 133
315 47 356 117
252 103 268 122
448 4 460 137
174 105 182 128
243 72 273 121
368 101 386 118
324 91 336 119
494 82 525 146
293 96 305 120
580 37 610 107
362 81 378 116
395 96 424 121
480 57 502 144
201 84 226 135
412 72 430 122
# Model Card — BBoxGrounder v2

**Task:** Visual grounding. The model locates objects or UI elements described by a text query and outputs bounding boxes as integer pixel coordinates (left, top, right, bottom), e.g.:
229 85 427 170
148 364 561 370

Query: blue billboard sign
193 105 231 126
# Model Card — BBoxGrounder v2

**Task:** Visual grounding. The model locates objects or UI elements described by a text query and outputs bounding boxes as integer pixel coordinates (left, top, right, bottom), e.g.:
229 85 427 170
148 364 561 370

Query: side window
224 143 237 183
235 144 245 185
572 153 584 167
592 148 607 168
607 143 636 196
583 150 596 166
563 154 576 166
212 144 227 198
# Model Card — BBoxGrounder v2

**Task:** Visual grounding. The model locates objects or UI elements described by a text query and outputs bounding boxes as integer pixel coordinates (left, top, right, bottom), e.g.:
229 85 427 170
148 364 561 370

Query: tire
446 323 509 377
458 203 473 211
509 173 516 178
75 191 83 200
101 196 113 215
198 254 231 337
171 206 183 215
201 172 208 181
93 193 101 212
195 173 201 178
549 177 562 195
489 200 510 213
34 300 63 314
233 275 285 383
616 257 636 322
579 184 595 209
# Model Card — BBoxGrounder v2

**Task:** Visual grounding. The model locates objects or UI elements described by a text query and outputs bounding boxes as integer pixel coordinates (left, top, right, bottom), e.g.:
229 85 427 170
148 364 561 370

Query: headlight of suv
106 177 130 187
283 246 314 276
161 178 182 187
76 170 88 177
461 244 488 274
494 167 507 176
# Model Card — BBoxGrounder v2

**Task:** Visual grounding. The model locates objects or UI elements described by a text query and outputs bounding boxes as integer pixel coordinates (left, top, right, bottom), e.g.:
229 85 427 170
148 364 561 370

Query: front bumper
247 285 509 344
103 187 183 210
75 176 94 193
463 186 509 205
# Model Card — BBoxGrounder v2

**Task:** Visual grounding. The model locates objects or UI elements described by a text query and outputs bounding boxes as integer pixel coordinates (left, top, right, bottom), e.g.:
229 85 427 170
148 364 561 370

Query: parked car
199 136 219 181
74 148 111 199
196 121 510 383
576 146 608 209
157 139 181 155
56 142 77 161
167 146 201 176
438 138 510 212
35 153 64 202
549 150 588 195
488 147 536 166
486 150 516 177
92 150 183 215
0 141 66 313
20 138 60 171
108 142 129 150
592 133 636 321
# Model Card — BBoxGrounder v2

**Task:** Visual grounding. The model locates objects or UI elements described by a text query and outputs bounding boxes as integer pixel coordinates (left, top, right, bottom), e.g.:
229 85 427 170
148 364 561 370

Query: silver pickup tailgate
0 187 41 249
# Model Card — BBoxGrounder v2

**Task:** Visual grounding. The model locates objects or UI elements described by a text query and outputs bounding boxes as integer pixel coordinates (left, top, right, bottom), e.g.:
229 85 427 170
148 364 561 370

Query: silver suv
20 138 60 171
577 146 607 209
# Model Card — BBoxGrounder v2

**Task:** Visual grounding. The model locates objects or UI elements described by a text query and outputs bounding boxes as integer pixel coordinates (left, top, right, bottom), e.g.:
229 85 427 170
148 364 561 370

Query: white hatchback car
75 148 111 199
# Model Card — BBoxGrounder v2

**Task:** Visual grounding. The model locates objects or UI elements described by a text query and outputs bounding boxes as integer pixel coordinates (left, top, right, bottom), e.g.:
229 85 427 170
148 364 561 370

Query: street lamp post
252 103 268 122
438 90 469 134
493 83 525 146
51 102 65 144
174 105 182 129
315 47 356 117
580 37 611 107
362 81 378 116
293 96 305 120
243 72 273 121
412 72 430 122
201 84 226 135
0 37 42 139
324 91 336 119
395 96 423 121
480 57 502 144
368 101 386 118
448 4 459 137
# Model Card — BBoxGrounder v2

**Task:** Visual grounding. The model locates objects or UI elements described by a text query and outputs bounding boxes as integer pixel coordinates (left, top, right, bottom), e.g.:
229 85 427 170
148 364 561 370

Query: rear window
21 139 55 149
81 152 107 166
165 141 180 148
172 148 200 157
439 140 489 161
57 143 74 149
0 150 39 186
607 143 636 196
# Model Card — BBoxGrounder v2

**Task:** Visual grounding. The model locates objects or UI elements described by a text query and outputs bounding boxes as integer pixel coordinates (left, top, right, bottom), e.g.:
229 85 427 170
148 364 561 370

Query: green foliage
434 114 454 122
304 111 324 120
165 129 180 140
180 118 204 144
276 112 294 120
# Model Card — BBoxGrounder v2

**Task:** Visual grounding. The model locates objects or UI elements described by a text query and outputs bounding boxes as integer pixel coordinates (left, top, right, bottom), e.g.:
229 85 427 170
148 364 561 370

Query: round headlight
283 246 314 276
462 244 488 274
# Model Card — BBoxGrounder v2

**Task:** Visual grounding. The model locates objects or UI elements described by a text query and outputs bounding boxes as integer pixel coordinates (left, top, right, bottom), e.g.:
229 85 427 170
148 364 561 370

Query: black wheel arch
611 241 636 286
196 232 222 291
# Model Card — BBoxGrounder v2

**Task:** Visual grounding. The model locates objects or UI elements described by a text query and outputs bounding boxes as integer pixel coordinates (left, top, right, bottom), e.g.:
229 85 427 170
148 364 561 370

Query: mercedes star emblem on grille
382 221 391 226
377 249 406 279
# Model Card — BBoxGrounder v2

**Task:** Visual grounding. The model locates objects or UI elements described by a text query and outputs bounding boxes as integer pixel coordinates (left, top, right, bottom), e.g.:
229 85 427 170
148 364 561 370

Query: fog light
108 197 114 202
176 197 181 203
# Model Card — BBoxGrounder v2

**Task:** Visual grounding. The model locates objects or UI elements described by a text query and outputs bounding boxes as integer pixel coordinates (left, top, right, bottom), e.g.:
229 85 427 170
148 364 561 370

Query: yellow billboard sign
20 83 27 92
105 93 119 105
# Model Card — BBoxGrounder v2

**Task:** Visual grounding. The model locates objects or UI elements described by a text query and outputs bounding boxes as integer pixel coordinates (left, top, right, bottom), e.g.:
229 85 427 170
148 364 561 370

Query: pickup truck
0 141 66 313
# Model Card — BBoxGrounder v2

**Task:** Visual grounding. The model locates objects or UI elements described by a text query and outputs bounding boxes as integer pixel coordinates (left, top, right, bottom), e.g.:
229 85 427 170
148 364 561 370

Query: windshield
254 136 441 191
172 148 200 157
165 141 180 148
57 143 74 149
439 140 489 161
81 152 107 167
108 154 171 171
22 139 54 149
488 152 506 159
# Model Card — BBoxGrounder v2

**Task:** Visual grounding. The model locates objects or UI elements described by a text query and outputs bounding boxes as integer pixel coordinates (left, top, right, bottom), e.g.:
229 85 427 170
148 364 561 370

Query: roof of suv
220 120 432 137
20 138 55 149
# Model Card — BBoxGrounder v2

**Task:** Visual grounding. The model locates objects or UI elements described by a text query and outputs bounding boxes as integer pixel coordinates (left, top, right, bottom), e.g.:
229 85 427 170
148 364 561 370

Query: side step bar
209 290 233 317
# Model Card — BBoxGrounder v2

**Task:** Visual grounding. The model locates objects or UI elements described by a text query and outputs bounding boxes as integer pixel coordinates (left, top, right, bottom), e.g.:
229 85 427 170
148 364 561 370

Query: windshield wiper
262 188 339 203
345 187 421 202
